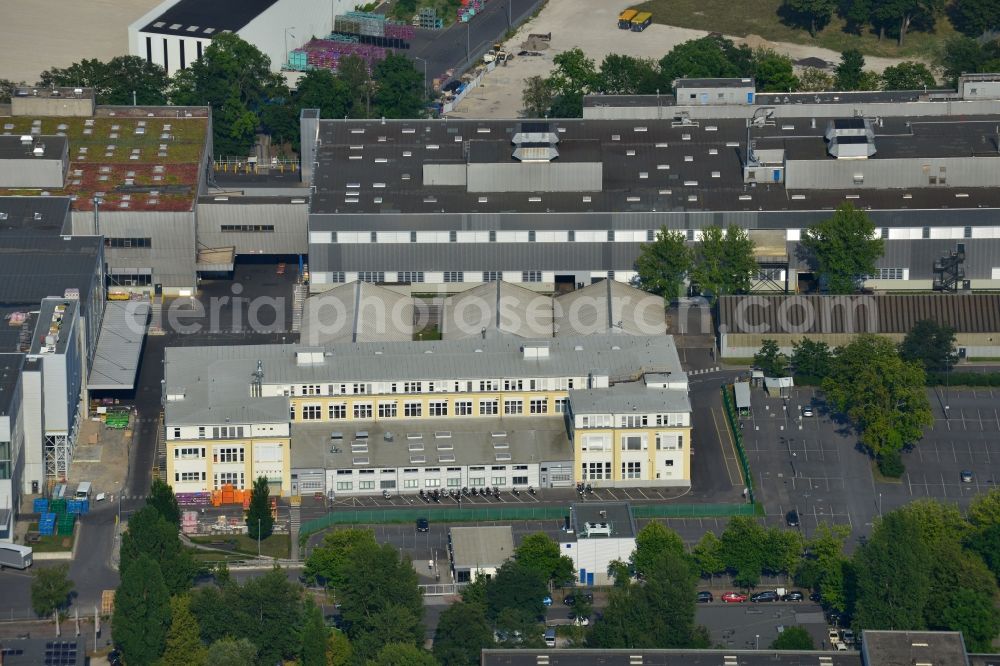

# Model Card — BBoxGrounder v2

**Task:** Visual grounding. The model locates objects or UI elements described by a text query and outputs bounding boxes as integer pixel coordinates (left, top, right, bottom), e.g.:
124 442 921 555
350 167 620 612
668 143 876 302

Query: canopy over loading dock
87 300 150 390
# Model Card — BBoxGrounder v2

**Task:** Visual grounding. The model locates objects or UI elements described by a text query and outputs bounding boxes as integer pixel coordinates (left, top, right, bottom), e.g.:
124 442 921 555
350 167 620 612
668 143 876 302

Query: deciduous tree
433 602 494 666
753 340 788 377
752 49 799 92
801 203 884 294
823 334 932 462
782 0 838 35
31 564 74 618
635 228 691 300
720 516 768 588
369 643 438 666
853 511 932 632
797 67 833 91
304 528 378 589
39 56 170 105
486 560 548 622
791 338 833 381
231 567 304 665
205 637 258 666
690 225 756 302
373 53 425 119
900 319 957 371
691 532 725 579
951 0 1000 36
881 61 936 90
630 522 685 579
771 626 815 649
515 533 575 585
521 76 554 117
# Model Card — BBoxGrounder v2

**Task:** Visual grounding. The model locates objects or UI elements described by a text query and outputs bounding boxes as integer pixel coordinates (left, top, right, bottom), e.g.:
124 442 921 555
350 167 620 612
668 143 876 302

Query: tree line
521 36 939 117
635 203 885 301
0 33 426 157
783 0 1000 44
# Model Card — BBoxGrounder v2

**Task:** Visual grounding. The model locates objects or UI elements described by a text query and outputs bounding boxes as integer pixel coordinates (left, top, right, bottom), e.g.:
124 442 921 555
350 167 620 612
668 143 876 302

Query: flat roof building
163 333 691 498
307 76 1000 294
129 0 340 76
449 525 515 582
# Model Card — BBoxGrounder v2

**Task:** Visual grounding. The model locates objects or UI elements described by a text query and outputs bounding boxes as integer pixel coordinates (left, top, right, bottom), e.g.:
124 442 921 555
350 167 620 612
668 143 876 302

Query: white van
75 481 92 500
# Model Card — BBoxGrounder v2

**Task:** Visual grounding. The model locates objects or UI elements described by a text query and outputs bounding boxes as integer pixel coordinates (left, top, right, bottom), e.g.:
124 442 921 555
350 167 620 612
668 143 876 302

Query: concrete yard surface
0 0 162 84
448 0 911 119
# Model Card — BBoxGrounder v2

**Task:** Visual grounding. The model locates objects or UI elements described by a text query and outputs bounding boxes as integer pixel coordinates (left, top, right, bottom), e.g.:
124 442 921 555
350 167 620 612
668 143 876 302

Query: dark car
697 591 714 603
786 510 800 527
416 517 429 532
809 591 822 602
563 593 594 606
751 590 779 603
442 80 462 92
783 590 804 601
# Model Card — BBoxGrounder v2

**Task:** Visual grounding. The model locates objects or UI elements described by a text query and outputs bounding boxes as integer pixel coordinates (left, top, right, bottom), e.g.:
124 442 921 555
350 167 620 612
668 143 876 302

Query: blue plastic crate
33 498 49 513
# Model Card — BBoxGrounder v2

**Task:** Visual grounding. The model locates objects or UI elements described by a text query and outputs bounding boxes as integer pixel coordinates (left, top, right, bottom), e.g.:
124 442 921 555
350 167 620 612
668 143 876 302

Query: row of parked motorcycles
411 486 537 502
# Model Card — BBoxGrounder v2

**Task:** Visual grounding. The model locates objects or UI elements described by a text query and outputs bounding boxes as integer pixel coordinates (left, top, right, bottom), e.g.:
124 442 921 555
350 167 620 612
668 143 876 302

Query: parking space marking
712 407 743 487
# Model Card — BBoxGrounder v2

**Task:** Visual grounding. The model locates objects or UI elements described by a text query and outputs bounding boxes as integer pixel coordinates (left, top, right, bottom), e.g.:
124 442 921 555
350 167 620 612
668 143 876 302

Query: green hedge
926 372 1000 387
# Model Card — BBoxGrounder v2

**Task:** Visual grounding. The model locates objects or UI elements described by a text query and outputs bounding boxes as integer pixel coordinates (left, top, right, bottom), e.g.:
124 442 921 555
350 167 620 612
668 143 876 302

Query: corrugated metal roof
88 301 150 390
302 281 414 345
718 294 1000 334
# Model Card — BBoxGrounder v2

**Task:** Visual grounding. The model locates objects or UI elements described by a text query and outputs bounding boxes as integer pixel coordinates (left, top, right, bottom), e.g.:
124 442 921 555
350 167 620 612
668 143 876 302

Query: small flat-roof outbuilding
449 526 514 582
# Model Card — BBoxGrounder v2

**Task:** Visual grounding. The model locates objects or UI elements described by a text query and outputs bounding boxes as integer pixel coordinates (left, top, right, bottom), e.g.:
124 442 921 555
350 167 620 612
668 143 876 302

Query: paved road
408 0 542 85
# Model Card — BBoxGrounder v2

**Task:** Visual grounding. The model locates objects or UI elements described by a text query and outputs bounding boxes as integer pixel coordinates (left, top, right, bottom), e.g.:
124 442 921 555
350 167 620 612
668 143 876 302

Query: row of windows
580 460 673 480
105 237 151 249
580 413 686 428
295 397 567 421
221 224 275 232
335 475 531 491
581 433 684 452
328 230 667 244
173 426 247 440
291 378 580 396
870 268 905 280
336 271 545 284
108 273 152 286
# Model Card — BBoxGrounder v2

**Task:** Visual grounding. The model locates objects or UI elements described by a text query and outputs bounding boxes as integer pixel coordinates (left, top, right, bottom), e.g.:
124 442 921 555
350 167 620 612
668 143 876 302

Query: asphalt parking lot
740 384 1000 545
882 387 1000 511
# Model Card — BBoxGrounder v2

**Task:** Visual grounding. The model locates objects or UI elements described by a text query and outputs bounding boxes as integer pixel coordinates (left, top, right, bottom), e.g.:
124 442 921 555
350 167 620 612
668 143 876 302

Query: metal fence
300 500 755 538
721 385 756 505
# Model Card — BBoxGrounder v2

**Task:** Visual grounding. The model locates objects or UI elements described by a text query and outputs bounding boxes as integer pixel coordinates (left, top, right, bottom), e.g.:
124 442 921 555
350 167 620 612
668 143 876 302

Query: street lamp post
284 27 296 67
414 56 428 96
755 634 760 650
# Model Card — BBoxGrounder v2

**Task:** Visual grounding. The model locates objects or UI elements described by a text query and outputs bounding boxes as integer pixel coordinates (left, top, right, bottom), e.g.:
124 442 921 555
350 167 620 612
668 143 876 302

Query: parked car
786 510 800 527
961 470 974 483
563 593 593 606
751 590 779 603
809 591 822 602
542 596 553 607
828 628 841 643
569 612 590 626
802 407 815 417
415 517 429 532
697 591 714 603
722 592 748 603
841 629 856 646
783 590 804 601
